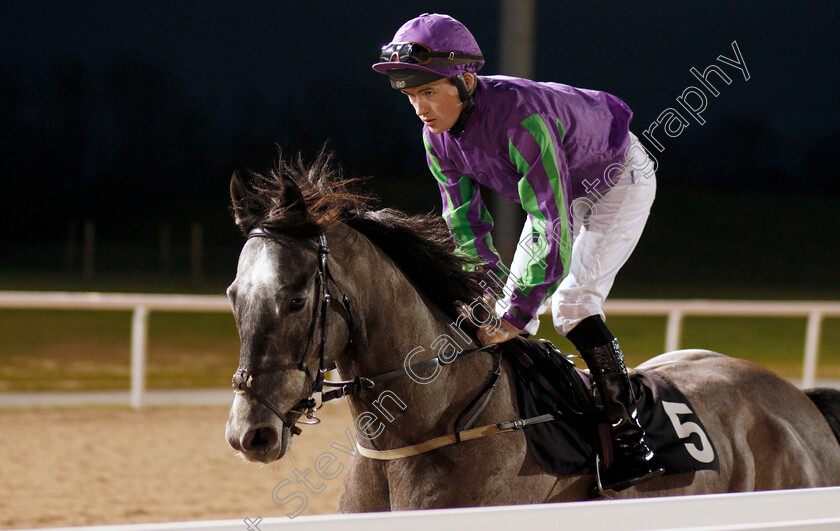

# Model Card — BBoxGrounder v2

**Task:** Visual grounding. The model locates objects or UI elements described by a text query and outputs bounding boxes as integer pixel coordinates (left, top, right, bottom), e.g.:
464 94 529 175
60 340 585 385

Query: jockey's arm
497 114 573 332
424 133 503 276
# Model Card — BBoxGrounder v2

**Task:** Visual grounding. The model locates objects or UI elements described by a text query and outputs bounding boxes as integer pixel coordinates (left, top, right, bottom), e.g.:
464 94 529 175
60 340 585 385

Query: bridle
231 226 505 443
232 227 356 435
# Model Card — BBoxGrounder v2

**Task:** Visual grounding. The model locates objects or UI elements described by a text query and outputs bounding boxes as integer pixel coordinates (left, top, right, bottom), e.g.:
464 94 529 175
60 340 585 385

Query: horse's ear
277 172 308 217
230 171 253 232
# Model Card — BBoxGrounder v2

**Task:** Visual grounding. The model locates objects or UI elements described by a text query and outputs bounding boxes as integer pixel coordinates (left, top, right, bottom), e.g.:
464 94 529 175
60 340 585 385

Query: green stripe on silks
424 133 492 265
424 132 448 188
508 115 573 300
508 143 547 296
458 176 501 263
555 119 566 143
522 115 572 280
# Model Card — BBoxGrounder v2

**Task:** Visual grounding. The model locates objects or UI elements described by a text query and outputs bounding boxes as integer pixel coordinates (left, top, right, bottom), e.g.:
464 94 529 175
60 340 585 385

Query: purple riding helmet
373 13 484 134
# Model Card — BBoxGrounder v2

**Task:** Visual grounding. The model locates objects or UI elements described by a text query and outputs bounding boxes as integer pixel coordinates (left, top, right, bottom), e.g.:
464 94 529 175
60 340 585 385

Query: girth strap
356 413 557 461
454 348 504 440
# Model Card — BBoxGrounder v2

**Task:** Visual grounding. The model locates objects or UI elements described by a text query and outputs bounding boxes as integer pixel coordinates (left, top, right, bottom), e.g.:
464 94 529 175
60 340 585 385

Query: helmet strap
449 74 477 138
453 74 473 101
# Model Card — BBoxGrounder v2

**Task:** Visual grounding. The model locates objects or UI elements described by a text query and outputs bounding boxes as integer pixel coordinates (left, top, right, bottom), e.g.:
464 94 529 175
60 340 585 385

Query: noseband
232 227 355 435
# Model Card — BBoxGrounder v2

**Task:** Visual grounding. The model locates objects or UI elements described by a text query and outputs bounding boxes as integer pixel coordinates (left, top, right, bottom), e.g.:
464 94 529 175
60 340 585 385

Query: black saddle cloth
501 336 720 476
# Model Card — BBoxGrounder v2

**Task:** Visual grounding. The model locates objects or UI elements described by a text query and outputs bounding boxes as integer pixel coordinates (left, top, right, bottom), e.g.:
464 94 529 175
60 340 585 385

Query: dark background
1 1 838 296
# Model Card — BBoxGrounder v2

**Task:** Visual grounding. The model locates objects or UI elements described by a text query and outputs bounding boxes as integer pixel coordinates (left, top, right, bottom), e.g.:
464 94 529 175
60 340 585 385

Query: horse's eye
290 298 306 311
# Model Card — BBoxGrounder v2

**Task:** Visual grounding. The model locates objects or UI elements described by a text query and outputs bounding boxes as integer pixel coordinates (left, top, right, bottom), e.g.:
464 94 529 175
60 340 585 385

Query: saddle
500 336 720 476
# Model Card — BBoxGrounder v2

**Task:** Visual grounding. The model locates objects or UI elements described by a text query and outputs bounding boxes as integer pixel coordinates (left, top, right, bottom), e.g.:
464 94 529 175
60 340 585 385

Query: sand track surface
0 401 354 529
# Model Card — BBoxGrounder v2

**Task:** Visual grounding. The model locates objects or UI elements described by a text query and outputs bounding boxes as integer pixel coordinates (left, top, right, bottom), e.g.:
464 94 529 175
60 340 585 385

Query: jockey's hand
456 292 524 345
477 316 523 346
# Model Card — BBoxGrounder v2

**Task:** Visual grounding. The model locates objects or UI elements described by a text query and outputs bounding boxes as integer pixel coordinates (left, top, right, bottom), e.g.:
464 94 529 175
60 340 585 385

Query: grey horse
225 152 840 511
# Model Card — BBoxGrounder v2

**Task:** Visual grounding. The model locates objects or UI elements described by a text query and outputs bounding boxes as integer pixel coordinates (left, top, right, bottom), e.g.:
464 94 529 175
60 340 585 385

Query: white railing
30 486 840 530
604 299 840 389
0 291 230 408
1 291 839 407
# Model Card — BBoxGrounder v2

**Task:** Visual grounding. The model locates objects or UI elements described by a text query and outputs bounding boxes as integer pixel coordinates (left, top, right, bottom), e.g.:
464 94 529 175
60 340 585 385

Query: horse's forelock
238 149 370 235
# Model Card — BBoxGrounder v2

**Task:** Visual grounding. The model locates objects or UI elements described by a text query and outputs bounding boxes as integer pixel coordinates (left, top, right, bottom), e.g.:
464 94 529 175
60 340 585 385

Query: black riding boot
567 315 664 491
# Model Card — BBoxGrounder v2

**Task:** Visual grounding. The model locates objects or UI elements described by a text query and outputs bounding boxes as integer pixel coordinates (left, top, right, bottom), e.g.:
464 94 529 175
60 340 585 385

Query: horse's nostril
228 433 242 451
241 426 279 454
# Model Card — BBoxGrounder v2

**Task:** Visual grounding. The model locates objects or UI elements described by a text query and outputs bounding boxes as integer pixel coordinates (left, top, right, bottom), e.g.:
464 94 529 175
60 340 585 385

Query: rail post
666 309 683 352
802 311 823 389
130 305 149 409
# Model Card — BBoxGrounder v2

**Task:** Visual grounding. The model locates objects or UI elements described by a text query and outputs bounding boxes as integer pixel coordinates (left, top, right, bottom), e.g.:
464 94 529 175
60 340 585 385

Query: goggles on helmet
379 42 483 67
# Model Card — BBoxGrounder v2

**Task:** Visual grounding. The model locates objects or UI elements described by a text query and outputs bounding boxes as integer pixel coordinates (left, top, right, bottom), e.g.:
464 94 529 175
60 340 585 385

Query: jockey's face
401 74 473 134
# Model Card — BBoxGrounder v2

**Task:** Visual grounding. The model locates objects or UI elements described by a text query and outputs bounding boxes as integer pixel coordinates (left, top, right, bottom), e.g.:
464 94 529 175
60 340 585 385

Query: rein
318 342 500 403
355 414 558 460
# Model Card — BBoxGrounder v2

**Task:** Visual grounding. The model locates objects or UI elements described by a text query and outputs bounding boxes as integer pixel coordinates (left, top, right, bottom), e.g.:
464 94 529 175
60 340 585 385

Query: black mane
234 150 486 319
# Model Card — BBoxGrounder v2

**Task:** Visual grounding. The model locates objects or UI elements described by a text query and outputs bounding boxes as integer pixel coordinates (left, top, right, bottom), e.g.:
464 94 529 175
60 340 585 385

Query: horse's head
223 151 490 463
225 169 353 463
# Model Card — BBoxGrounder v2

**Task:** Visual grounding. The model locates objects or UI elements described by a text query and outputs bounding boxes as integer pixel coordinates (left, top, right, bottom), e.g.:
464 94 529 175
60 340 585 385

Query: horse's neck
330 223 454 379
329 224 514 447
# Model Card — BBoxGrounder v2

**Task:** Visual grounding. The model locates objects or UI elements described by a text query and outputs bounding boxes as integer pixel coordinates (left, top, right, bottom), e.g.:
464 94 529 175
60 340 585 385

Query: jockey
373 13 663 491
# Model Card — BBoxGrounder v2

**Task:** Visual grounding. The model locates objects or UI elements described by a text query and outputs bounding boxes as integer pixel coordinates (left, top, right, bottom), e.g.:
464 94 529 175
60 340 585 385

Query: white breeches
497 132 657 336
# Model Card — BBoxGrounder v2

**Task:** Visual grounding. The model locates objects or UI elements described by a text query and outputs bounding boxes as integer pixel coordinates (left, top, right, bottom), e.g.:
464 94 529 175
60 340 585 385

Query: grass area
0 309 239 392
1 307 838 392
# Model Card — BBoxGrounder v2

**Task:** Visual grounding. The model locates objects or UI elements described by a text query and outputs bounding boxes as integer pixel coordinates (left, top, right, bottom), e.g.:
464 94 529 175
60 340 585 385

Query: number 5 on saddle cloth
502 337 720 477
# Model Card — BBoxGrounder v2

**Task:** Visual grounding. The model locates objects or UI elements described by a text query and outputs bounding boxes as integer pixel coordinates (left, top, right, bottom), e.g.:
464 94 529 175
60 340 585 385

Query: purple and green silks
423 75 633 329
